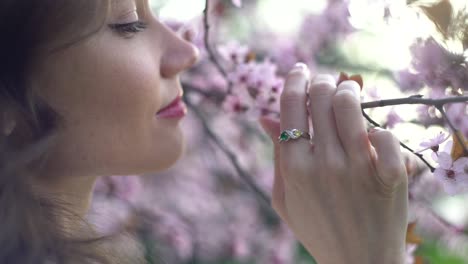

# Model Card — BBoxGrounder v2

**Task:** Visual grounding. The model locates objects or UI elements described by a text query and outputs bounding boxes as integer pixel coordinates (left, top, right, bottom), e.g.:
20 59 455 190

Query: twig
184 96 273 212
361 95 468 109
362 110 436 172
361 95 468 156
203 0 233 95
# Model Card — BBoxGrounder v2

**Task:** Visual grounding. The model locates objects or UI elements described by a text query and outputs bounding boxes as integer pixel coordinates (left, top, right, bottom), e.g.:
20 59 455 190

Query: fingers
308 74 342 154
280 63 311 157
368 128 407 193
332 80 369 159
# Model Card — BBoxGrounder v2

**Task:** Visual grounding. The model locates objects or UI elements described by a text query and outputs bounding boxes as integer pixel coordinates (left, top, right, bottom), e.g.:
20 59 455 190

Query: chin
151 132 186 172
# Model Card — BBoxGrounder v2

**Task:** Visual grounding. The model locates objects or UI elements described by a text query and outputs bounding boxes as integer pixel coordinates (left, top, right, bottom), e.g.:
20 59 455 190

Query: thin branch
362 110 436 172
184 95 273 212
361 95 468 109
203 0 233 95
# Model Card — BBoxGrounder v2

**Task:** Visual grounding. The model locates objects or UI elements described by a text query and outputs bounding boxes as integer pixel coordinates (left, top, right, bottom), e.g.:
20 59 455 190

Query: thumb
368 128 407 194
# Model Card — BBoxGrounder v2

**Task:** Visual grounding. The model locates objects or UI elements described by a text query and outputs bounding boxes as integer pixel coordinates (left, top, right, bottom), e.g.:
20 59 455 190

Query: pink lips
156 96 187 119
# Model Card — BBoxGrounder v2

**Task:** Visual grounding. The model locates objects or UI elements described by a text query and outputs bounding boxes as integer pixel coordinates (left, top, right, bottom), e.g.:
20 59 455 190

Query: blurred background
89 0 468 263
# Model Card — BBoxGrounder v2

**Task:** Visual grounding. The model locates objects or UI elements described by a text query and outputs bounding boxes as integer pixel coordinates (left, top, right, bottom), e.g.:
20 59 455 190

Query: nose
160 24 200 78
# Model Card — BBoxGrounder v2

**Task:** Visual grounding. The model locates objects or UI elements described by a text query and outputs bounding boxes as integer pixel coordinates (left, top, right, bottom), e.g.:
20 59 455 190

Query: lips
156 95 187 118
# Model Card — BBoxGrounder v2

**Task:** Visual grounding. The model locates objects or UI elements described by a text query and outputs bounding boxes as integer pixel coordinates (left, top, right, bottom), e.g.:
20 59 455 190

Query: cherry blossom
434 152 468 195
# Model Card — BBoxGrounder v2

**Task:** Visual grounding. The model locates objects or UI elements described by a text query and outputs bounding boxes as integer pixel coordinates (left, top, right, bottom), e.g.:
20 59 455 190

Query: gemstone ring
278 129 311 143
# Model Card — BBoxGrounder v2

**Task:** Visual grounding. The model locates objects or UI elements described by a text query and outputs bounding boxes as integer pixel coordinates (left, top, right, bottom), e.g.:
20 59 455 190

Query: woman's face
33 0 199 179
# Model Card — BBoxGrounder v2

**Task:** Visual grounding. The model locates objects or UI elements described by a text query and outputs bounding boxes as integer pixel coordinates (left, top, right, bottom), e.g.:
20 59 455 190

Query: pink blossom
418 132 449 152
218 41 249 64
394 70 425 92
385 108 403 129
434 153 468 195
410 37 468 90
446 103 468 139
228 62 254 84
223 94 250 114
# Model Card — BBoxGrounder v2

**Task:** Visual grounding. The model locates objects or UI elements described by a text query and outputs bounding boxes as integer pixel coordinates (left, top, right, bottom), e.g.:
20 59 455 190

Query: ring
278 129 311 142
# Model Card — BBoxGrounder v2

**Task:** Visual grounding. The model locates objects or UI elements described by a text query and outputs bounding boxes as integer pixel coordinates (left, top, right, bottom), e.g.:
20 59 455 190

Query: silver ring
278 129 311 142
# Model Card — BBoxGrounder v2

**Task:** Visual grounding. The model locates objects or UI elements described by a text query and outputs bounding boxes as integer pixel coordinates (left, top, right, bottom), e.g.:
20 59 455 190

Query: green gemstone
279 131 290 141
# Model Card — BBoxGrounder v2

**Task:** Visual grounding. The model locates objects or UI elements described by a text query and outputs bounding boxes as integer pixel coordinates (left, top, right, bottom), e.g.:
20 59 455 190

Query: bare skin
260 65 408 264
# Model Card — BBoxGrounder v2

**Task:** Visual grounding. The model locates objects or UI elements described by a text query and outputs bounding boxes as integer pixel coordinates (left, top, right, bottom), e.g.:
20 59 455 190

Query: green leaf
416 240 467 264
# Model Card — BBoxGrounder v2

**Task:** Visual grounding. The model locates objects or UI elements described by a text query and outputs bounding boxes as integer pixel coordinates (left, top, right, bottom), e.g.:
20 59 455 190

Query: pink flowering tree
89 0 468 263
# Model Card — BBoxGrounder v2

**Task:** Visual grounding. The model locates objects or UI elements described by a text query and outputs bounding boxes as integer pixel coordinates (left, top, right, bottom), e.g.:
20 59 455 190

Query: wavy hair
0 1 118 263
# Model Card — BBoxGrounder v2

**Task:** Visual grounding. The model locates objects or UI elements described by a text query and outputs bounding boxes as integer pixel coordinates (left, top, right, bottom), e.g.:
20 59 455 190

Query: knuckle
378 163 407 189
373 129 397 143
332 91 358 109
281 90 304 105
309 81 335 97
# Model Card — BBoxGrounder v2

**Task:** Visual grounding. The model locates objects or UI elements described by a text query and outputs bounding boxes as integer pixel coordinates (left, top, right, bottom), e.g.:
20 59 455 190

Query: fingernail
369 127 384 133
336 80 360 99
291 62 310 78
293 62 307 71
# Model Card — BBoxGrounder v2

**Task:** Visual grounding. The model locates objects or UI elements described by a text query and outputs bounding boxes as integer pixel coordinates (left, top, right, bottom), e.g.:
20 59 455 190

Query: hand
260 64 408 264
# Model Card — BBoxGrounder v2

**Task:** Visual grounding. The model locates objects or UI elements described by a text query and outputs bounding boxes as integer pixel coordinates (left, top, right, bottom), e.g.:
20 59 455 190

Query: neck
32 175 98 234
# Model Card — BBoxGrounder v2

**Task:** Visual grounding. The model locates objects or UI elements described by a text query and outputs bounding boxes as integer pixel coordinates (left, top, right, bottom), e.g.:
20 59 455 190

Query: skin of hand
259 64 408 264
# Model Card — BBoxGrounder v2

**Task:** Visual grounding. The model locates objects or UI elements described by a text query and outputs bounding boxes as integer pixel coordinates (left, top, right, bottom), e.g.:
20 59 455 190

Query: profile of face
32 0 199 180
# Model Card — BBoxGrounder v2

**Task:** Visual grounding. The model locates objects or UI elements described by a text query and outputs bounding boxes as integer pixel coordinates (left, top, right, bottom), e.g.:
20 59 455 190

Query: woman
0 0 409 263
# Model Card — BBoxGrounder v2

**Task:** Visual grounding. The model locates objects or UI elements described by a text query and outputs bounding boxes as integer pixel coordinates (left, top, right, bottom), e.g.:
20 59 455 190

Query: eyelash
109 21 148 35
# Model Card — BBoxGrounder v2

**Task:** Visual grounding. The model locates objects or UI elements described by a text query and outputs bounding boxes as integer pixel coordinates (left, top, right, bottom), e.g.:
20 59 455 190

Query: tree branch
362 110 436 172
203 0 233 95
361 95 468 109
184 95 274 213
361 95 468 156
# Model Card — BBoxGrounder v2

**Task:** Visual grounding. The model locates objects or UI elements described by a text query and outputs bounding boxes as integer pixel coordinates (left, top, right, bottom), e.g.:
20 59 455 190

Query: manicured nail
293 62 307 71
336 80 360 99
369 127 384 133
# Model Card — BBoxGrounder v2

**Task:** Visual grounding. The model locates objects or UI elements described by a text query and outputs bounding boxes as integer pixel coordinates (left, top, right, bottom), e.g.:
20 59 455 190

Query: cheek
56 45 161 126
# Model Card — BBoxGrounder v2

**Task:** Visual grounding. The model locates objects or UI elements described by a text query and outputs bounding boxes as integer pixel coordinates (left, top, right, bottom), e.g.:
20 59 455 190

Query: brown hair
0 1 117 263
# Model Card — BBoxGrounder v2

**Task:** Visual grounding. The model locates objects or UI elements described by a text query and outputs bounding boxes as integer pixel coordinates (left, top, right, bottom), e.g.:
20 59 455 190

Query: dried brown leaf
420 0 453 38
451 131 468 160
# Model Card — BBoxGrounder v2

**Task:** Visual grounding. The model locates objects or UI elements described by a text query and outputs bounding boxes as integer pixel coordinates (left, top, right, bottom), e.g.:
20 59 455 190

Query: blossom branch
203 0 233 95
361 95 468 109
361 95 468 156
362 110 436 173
184 94 274 213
